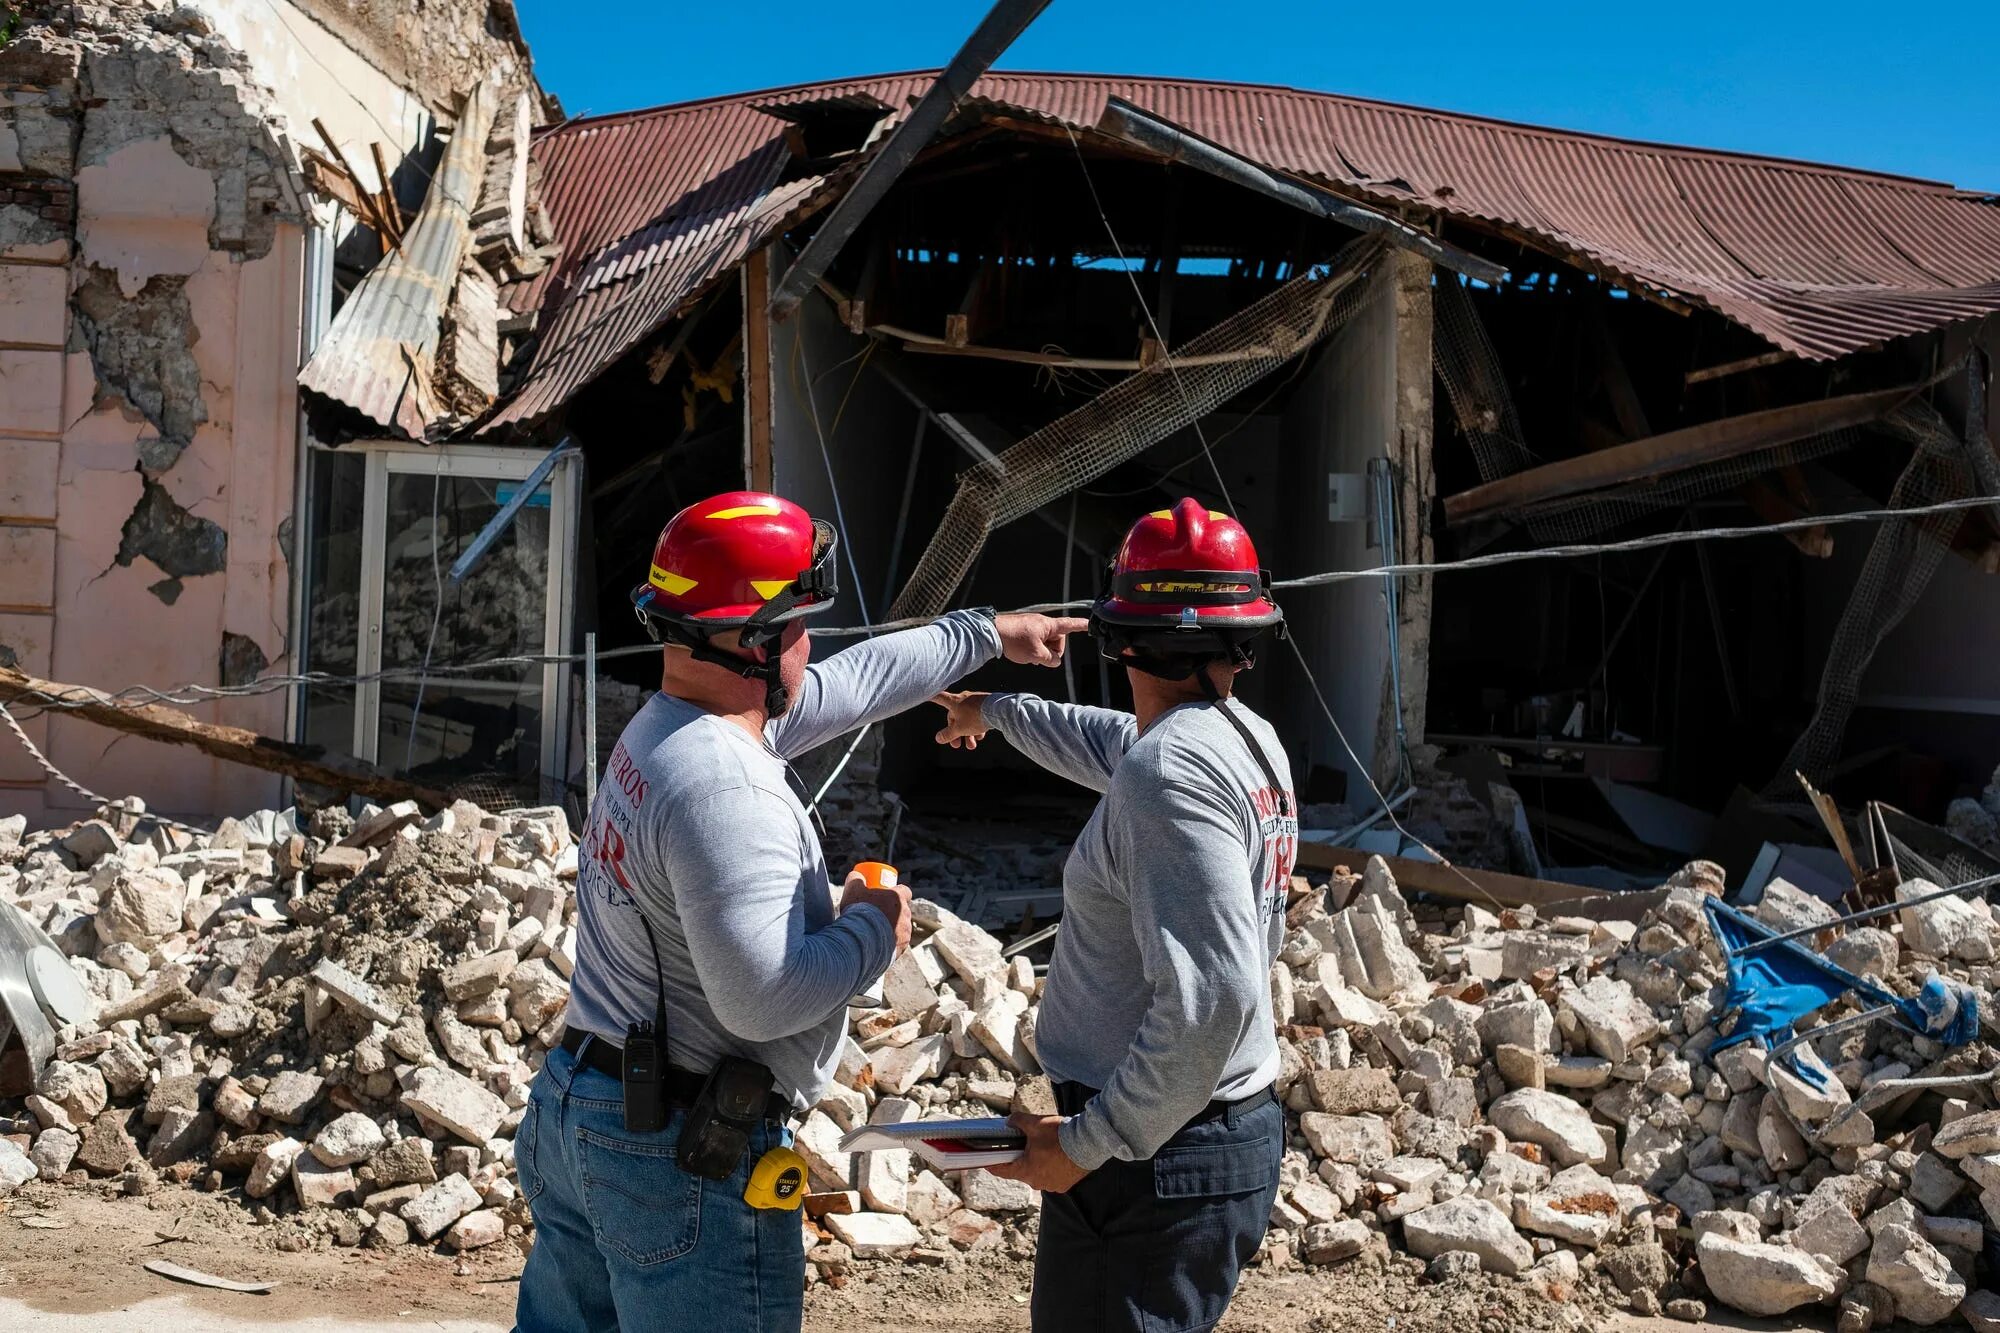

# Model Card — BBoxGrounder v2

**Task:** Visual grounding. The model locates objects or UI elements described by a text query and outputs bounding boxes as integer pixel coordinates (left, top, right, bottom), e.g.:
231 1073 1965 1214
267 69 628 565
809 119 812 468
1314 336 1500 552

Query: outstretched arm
768 611 1086 759
941 691 1136 794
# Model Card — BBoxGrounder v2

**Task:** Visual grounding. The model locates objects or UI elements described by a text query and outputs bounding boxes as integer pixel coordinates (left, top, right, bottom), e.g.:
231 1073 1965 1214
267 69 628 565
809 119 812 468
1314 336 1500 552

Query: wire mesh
1770 393 2000 790
886 238 1388 620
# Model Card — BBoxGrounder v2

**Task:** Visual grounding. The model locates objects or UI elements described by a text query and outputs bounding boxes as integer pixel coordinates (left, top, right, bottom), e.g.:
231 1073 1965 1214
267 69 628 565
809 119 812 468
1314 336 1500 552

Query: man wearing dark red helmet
515 491 1083 1333
933 497 1297 1333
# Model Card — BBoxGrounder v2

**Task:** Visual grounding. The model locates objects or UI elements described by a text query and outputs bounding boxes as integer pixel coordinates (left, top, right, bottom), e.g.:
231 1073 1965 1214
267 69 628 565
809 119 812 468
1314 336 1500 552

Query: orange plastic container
852 861 899 890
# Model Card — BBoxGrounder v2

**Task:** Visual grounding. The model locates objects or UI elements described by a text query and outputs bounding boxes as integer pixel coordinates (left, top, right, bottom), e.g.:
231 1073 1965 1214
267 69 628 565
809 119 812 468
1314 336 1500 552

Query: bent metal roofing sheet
486 70 2000 433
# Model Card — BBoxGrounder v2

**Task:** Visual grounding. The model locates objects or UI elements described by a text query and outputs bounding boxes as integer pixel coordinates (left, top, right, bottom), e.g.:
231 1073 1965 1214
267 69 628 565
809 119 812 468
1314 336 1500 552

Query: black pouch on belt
676 1055 772 1180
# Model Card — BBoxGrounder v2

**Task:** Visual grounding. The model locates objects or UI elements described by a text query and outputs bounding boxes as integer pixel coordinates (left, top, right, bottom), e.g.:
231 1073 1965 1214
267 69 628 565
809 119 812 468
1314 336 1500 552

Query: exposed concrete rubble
5 800 2000 1323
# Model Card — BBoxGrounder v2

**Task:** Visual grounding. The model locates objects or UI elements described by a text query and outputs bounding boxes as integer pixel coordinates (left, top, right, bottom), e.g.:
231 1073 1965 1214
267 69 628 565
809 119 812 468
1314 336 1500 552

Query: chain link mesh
887 238 1388 620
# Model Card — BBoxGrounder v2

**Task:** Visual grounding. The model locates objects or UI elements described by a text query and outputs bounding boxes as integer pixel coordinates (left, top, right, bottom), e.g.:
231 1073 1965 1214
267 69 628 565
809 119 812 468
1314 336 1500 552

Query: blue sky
516 1 1999 190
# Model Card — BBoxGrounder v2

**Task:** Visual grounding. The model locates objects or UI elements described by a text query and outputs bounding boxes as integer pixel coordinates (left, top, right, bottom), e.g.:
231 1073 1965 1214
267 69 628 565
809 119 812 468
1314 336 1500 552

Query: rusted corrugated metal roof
301 82 500 438
486 70 2000 433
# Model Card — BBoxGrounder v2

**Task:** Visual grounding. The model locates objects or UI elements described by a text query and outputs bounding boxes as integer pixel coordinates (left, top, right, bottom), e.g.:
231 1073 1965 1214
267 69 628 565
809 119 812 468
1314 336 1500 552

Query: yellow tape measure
744 1145 808 1210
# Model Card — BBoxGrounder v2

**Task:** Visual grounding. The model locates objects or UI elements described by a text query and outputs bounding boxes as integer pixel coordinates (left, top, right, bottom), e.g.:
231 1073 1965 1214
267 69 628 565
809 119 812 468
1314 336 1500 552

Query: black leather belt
1053 1079 1276 1125
559 1028 787 1123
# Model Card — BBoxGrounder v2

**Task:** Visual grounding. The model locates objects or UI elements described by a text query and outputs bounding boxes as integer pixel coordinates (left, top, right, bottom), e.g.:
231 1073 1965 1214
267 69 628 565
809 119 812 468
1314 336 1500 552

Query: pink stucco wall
0 184 301 827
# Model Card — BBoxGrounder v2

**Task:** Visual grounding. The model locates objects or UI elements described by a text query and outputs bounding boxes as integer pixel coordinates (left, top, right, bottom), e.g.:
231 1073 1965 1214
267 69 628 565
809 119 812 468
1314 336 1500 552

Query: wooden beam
1294 841 1603 910
0 667 448 808
742 245 775 491
1740 480 1833 557
367 143 403 246
1443 379 1928 525
1686 349 1793 386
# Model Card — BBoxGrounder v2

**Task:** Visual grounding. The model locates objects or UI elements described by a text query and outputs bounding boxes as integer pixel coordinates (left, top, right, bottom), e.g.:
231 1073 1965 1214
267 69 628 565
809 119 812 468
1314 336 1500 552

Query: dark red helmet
1090 498 1282 676
631 491 837 647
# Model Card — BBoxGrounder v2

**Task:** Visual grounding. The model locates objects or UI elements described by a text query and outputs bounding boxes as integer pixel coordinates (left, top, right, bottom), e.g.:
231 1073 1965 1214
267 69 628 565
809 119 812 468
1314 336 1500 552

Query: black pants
1032 1087 1282 1333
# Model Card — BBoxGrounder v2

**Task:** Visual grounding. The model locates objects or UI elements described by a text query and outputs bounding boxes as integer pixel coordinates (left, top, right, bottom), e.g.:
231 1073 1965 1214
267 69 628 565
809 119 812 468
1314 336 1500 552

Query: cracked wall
0 4 344 824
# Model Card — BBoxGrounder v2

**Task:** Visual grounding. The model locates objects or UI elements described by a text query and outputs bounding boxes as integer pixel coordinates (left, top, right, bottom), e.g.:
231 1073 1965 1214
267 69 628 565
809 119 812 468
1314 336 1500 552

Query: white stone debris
5 794 2000 1305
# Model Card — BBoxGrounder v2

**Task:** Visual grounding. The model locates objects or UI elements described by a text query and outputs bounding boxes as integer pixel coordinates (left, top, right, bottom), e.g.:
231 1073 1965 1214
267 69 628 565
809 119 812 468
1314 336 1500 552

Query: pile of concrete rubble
3 800 2000 1328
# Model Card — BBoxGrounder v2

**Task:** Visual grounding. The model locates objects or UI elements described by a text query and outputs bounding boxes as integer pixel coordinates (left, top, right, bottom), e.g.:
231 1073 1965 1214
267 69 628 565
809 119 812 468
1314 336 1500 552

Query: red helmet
1090 498 1282 672
632 491 838 647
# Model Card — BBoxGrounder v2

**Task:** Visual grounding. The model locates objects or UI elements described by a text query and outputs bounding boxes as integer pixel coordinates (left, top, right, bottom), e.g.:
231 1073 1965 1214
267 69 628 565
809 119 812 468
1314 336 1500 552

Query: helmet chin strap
657 622 793 717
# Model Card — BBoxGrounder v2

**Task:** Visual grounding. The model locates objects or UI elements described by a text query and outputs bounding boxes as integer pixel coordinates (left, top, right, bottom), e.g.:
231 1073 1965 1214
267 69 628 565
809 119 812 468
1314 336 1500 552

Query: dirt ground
0 1182 1825 1332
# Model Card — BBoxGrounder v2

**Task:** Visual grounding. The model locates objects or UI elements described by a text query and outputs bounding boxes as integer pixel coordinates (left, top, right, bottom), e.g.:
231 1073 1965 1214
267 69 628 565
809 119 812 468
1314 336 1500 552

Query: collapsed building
12 39 2000 910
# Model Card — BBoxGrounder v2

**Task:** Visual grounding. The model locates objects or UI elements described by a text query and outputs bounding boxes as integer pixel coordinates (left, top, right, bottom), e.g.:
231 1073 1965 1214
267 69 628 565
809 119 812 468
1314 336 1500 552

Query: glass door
318 443 578 808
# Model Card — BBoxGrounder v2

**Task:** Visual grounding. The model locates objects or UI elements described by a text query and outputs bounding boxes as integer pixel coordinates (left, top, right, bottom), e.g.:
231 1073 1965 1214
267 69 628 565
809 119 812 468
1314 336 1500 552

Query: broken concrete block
292 1152 357 1208
1402 1197 1533 1275
957 1168 1038 1212
0 1139 36 1197
441 951 516 1001
94 868 186 946
1487 1089 1606 1167
256 1071 324 1125
1790 1201 1871 1266
825 1210 921 1258
446 1208 507 1251
401 1173 482 1240
968 1003 1036 1074
1866 1223 1967 1326
1931 1107 2000 1158
1696 1231 1840 1316
1299 1113 1391 1165
246 1136 304 1199
1824 927 1897 979
1753 878 1837 935
311 847 369 881
1302 1217 1372 1264
1757 1096 1810 1173
1899 879 1994 960
795 1110 852 1192
1307 1067 1401 1116
1562 975 1660 1064
401 1067 507 1146
872 1033 946 1096
881 945 944 1015
1500 932 1588 979
931 921 1005 986
312 1112 387 1168
310 958 402 1026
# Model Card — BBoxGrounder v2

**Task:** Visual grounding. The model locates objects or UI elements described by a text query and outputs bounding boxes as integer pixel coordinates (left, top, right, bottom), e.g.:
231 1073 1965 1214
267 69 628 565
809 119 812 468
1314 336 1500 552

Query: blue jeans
514 1041 805 1333
1031 1093 1282 1333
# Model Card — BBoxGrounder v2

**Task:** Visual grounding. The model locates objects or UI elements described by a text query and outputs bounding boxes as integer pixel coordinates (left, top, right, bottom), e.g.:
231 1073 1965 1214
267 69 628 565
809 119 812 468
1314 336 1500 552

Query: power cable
7 494 1990 715
0 699 210 836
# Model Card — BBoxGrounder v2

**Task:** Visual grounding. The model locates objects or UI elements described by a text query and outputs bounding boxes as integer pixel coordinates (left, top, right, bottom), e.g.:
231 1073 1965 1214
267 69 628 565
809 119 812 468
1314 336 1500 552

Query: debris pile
0 797 571 1254
4 800 2000 1325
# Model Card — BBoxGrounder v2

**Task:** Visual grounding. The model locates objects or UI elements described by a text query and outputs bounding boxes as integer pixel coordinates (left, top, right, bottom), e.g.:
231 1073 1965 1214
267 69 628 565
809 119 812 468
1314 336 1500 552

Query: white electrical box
1327 472 1367 522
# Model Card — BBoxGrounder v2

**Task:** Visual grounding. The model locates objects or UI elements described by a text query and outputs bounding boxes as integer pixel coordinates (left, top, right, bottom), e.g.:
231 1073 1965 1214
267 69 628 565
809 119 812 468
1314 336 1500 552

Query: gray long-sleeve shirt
981 692 1297 1169
566 611 1002 1107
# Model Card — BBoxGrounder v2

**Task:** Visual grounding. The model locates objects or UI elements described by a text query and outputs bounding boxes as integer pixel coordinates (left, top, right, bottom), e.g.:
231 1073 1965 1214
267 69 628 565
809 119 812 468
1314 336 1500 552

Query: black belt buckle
676 1055 771 1180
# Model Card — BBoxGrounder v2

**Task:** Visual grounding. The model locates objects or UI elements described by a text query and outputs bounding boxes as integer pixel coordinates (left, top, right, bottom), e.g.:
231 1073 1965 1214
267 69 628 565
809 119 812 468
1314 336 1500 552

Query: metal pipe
769 0 1055 320
1095 97 1507 285
449 438 575 586
1732 871 2000 956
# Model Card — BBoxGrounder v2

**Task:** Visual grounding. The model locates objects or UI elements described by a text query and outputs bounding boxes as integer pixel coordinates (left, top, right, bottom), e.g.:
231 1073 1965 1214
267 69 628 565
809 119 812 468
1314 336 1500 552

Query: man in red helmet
932 497 1297 1333
515 491 1083 1333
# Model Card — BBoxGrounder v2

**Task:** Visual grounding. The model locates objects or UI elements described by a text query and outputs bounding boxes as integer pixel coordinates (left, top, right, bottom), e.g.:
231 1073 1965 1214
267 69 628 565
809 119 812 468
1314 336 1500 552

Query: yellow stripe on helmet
750 578 792 600
706 503 784 520
649 566 698 596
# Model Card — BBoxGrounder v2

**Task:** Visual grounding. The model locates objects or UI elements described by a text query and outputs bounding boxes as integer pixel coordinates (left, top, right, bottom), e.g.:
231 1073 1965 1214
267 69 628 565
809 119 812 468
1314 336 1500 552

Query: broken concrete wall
0 0 492 825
